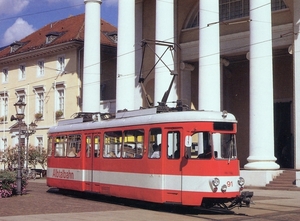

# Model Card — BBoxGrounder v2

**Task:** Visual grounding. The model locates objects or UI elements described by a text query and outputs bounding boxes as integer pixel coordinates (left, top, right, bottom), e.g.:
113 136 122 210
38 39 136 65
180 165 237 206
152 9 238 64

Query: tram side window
103 131 122 158
47 137 53 156
86 136 91 158
190 132 212 159
94 136 100 158
218 133 237 159
167 131 180 159
189 132 237 159
67 135 81 157
148 128 162 159
123 129 144 158
54 136 67 157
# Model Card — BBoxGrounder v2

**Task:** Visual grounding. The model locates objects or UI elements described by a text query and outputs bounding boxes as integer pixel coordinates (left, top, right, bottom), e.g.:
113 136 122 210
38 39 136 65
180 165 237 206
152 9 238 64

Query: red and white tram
47 107 252 209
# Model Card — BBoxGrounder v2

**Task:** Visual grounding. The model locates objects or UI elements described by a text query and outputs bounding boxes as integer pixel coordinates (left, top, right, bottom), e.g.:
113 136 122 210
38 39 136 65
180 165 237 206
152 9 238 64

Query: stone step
265 170 299 190
264 186 300 191
268 181 294 185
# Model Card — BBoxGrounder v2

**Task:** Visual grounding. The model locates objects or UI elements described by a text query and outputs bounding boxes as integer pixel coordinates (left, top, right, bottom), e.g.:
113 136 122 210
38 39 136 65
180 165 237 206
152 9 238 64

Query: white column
83 0 101 112
134 0 143 109
198 1 220 111
245 0 279 170
155 0 177 107
116 0 135 112
294 0 300 169
180 62 194 108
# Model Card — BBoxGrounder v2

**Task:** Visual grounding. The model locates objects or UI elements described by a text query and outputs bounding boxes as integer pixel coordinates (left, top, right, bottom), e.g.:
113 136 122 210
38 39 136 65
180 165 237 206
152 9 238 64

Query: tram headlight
238 177 245 186
221 184 227 193
238 177 245 190
212 177 220 187
211 178 220 192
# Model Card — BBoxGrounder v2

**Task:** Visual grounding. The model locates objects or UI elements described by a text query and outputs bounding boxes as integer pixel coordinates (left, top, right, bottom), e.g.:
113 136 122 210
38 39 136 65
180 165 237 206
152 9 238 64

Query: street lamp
21 122 37 173
10 99 26 195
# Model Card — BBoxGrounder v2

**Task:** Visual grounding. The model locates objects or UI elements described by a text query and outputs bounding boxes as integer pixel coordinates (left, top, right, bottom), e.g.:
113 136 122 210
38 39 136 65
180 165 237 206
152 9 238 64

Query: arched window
186 0 287 29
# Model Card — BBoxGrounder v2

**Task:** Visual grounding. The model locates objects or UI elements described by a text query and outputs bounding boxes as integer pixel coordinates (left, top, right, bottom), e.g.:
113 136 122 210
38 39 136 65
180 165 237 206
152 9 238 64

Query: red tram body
47 108 252 209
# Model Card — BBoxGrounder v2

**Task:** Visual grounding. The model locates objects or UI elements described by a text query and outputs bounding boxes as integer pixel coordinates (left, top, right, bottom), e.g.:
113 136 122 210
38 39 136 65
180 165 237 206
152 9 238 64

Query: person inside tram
67 146 77 157
86 145 91 157
109 151 117 157
151 144 161 158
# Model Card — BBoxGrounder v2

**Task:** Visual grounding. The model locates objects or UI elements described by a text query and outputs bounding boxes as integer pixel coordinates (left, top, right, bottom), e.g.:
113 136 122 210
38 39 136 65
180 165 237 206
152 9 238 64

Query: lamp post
10 99 26 195
21 122 37 173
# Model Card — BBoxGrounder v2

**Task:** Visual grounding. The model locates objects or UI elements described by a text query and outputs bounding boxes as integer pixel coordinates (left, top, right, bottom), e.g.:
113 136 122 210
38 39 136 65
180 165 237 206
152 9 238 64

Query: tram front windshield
191 132 237 159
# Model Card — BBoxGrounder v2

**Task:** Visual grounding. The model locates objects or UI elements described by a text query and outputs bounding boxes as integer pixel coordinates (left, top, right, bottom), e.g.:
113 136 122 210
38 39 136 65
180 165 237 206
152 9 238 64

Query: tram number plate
227 181 233 187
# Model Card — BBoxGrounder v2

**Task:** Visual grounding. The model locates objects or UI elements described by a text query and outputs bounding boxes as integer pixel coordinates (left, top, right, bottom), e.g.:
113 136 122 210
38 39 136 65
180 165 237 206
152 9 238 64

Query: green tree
2 146 25 170
28 145 47 170
2 145 47 170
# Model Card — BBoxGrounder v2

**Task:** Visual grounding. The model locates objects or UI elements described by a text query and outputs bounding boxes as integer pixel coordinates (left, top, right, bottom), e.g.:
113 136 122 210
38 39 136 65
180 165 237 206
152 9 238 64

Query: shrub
0 170 27 198
35 112 43 119
56 110 63 118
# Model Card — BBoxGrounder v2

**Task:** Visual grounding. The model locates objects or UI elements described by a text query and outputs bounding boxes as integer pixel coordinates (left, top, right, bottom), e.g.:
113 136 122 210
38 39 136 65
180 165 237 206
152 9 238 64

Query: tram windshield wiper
227 136 234 164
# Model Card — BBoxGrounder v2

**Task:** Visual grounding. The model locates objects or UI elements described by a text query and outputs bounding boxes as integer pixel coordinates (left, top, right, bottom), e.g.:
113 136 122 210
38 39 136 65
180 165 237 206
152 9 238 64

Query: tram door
164 130 182 203
84 134 100 191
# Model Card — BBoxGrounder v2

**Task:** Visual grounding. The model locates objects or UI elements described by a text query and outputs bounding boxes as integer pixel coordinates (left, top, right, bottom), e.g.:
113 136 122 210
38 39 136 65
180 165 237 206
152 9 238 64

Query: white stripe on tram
47 167 241 193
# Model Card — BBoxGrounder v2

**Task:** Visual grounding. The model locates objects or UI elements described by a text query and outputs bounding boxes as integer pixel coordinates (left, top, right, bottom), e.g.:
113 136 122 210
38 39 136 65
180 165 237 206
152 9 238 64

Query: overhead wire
0 3 296 96
0 3 85 22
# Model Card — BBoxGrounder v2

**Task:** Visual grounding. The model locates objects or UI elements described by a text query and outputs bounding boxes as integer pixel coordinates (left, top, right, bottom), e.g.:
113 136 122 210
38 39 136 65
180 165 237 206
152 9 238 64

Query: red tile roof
0 13 117 59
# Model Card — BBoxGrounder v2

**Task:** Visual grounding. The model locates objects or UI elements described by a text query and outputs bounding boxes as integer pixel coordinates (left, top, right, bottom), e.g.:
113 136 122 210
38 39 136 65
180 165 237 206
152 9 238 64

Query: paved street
0 178 300 220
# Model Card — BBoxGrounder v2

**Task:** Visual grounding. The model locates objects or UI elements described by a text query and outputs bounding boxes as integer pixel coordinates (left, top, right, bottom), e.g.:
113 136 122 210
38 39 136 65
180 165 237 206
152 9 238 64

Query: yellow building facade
0 14 117 169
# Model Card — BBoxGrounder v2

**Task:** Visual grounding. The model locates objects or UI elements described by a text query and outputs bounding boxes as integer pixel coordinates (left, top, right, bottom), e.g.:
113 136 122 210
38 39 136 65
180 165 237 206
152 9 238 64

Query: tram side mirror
185 135 192 158
185 136 192 147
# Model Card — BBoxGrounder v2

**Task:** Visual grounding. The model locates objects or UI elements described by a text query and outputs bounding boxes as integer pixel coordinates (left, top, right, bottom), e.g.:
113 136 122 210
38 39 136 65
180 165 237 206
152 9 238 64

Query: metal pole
26 133 29 173
17 119 22 195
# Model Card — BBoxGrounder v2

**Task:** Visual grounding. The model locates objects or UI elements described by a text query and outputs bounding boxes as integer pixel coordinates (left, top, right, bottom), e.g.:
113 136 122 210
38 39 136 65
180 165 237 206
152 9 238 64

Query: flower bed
0 170 27 198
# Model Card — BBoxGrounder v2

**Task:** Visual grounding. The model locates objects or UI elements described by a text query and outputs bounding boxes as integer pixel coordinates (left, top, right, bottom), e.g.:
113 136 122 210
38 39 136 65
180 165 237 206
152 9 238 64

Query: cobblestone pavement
0 178 135 217
1 179 300 221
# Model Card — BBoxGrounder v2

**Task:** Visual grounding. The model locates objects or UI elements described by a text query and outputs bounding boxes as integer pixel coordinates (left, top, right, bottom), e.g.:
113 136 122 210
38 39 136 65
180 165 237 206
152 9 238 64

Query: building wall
0 46 81 156
0 41 117 167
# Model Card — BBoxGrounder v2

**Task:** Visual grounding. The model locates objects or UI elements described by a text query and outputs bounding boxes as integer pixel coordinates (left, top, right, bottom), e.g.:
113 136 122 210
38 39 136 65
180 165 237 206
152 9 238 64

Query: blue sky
0 0 118 47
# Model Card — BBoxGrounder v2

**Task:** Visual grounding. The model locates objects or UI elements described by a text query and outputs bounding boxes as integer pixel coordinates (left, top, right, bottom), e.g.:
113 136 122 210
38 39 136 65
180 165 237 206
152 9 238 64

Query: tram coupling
228 191 254 209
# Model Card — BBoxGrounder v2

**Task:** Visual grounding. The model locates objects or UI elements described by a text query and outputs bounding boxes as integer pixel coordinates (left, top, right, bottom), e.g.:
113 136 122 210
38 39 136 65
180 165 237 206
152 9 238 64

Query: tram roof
48 108 236 134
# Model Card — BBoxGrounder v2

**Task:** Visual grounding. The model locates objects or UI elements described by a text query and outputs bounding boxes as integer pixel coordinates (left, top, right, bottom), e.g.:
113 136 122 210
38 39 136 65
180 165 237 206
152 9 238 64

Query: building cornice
0 41 83 65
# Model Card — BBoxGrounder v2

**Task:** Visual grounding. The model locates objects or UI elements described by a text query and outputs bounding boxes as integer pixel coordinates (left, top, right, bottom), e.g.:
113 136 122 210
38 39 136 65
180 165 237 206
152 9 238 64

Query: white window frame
37 92 44 115
33 86 45 116
0 92 8 122
2 68 8 83
57 89 64 112
55 82 65 116
15 89 26 108
19 64 26 80
57 55 65 73
36 136 44 152
37 60 45 77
